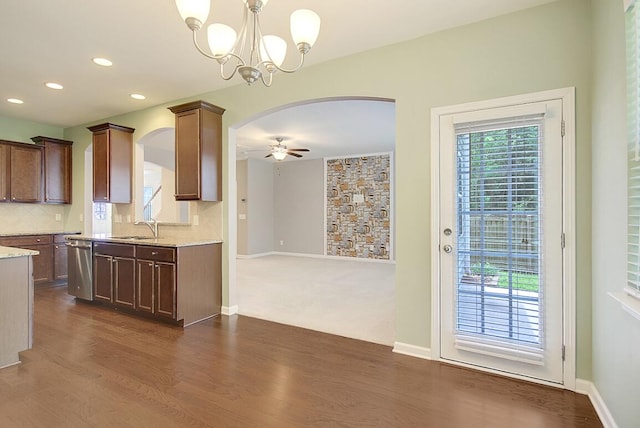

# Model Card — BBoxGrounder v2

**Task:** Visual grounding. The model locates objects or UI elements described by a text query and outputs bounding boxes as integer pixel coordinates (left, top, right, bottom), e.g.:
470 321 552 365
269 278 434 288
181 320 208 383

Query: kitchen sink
111 236 156 240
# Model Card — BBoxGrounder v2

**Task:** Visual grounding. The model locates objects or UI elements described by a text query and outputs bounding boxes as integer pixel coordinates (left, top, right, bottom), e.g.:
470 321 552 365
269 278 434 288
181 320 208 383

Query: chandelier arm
191 30 219 60
253 16 306 74
261 52 306 74
260 71 274 87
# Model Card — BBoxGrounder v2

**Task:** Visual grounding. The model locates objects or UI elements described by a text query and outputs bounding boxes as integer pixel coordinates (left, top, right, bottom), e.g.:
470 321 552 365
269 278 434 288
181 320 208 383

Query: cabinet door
174 110 201 200
156 262 176 319
92 130 109 202
94 254 113 302
113 257 135 309
10 145 42 203
0 144 8 202
44 141 71 204
136 259 154 314
53 242 68 280
23 243 52 284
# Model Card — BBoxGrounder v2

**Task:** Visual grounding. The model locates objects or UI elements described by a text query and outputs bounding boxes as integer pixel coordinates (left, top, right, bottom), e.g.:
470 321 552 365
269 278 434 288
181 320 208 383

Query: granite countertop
0 231 81 237
68 234 223 248
0 245 39 259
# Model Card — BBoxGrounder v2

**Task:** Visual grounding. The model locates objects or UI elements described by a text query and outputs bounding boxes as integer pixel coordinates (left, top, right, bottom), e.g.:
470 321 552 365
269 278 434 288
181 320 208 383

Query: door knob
443 244 453 253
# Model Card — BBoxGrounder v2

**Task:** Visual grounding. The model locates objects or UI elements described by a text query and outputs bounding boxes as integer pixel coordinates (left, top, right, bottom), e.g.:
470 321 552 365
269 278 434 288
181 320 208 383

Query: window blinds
627 0 640 295
453 114 545 363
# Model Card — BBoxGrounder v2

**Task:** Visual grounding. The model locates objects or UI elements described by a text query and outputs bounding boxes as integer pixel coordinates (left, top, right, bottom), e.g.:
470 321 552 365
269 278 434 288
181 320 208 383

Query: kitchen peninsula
69 235 222 327
0 245 37 369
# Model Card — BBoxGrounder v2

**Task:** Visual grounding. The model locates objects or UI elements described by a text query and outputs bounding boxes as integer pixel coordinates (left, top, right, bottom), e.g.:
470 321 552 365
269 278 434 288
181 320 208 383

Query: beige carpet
236 254 396 346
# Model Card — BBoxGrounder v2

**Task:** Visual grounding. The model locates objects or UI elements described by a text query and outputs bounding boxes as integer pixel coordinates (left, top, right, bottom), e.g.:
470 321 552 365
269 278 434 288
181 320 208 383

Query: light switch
193 215 199 226
239 213 246 220
55 213 61 221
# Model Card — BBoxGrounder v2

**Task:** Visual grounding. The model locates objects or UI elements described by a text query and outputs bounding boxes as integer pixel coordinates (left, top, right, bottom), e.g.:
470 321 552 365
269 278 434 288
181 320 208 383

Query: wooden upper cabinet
168 100 225 201
87 123 134 203
31 136 73 204
0 144 8 202
10 143 43 203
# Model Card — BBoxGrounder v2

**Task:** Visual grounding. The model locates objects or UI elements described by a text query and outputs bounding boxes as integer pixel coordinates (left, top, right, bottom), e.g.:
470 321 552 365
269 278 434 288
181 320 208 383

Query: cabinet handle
151 251 158 255
36 239 41 242
148 262 153 267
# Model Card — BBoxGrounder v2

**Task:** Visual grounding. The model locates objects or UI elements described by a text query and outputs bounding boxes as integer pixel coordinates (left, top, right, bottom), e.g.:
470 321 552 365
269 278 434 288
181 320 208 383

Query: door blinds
453 112 546 364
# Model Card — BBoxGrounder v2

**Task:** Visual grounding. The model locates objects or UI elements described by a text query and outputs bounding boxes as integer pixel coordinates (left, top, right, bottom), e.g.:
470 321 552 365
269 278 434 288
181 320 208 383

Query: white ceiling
0 0 555 129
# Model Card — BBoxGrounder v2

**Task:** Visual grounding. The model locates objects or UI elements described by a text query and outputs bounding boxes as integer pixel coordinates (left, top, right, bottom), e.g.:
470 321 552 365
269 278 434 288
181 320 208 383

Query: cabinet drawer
0 234 52 247
136 245 175 263
93 242 135 258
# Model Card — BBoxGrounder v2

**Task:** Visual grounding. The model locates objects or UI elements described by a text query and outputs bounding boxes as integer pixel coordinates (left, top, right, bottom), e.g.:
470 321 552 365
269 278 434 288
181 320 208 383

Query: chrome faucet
142 218 159 238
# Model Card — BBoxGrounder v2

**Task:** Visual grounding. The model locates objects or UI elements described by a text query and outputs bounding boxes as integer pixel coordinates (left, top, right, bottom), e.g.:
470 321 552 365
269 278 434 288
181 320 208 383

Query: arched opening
229 97 396 345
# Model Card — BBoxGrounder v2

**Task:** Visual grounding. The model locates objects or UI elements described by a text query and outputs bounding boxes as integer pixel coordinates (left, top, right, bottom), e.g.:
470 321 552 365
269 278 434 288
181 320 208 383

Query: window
612 0 640 319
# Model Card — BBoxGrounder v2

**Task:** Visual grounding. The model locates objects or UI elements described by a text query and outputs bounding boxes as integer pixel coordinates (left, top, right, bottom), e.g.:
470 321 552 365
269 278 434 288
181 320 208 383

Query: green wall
0 115 64 143
60 0 593 379
592 0 640 426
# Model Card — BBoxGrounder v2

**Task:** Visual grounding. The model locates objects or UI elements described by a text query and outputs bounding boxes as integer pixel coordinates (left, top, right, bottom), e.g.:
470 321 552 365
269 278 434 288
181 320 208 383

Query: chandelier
175 0 321 87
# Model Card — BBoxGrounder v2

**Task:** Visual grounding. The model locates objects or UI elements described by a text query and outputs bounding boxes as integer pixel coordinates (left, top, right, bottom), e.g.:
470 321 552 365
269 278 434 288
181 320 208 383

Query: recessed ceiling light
45 82 64 90
92 57 113 67
130 93 146 100
7 98 24 104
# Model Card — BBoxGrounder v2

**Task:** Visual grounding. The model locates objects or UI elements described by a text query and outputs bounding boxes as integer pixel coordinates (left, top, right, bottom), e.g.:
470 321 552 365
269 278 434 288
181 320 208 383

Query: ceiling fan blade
264 153 273 158
287 152 303 158
288 148 310 152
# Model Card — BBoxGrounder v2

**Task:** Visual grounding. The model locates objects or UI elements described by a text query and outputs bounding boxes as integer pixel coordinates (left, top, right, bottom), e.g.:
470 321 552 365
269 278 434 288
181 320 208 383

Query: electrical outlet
193 215 199 226
55 213 61 221
79 214 83 222
280 240 284 246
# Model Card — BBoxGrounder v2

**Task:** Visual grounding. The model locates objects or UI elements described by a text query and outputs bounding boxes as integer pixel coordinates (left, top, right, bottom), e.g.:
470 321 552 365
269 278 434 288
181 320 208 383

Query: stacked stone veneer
326 154 391 259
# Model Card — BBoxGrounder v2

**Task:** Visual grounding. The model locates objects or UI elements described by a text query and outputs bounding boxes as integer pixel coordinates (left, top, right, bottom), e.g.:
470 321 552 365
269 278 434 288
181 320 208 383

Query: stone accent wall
326 154 391 259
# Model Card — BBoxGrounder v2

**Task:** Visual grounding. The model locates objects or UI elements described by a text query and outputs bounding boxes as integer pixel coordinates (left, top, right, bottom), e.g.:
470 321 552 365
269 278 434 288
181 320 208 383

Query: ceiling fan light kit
175 0 321 87
262 136 310 161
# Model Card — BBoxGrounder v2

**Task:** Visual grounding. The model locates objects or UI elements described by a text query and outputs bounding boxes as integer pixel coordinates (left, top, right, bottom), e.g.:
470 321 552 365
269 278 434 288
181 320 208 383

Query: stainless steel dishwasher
66 239 93 300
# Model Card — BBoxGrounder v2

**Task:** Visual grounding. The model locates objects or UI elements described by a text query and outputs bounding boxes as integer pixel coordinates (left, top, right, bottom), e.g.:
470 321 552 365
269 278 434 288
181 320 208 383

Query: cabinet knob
151 251 158 255
148 263 153 267
36 239 41 242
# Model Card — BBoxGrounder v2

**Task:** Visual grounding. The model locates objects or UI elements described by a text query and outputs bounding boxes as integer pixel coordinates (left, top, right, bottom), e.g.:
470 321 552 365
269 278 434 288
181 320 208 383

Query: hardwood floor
0 285 601 427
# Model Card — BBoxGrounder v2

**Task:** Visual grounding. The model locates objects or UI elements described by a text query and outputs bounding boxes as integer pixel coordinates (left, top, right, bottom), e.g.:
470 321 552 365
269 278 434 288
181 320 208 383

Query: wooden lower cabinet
136 259 176 320
93 243 135 308
0 235 52 284
93 242 220 326
53 235 68 281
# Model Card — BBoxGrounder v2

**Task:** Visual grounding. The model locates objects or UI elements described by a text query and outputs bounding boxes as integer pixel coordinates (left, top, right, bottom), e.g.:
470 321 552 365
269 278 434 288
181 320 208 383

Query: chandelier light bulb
290 9 321 49
208 23 237 57
260 35 287 68
175 0 210 26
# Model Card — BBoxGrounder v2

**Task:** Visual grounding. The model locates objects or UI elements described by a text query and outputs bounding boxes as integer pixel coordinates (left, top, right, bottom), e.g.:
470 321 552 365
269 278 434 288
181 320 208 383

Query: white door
438 99 565 384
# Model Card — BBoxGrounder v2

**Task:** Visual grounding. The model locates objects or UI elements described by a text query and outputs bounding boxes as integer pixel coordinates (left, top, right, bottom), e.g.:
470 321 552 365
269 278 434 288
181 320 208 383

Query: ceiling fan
264 137 309 161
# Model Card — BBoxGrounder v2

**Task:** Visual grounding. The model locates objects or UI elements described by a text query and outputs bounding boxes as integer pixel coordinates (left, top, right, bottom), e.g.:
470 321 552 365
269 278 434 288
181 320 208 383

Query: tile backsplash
0 204 66 234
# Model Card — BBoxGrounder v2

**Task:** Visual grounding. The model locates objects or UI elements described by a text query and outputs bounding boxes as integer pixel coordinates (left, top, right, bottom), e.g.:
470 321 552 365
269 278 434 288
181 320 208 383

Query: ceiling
0 0 555 129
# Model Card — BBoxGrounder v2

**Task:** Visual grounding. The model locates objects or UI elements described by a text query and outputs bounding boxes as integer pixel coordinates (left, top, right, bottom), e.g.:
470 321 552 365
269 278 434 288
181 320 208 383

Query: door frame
429 87 576 390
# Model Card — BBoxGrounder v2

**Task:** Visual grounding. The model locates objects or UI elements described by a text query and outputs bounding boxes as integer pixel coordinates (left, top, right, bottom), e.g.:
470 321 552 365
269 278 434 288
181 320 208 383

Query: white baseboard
222 305 239 316
273 251 396 264
236 252 276 259
575 379 618 428
392 342 432 359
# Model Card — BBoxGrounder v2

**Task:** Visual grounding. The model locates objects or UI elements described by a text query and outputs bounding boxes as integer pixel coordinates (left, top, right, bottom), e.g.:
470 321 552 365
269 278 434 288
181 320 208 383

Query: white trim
236 252 278 259
222 305 239 316
608 291 640 321
576 379 619 428
392 342 432 359
275 251 396 264
430 87 577 389
237 250 397 264
323 157 328 256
